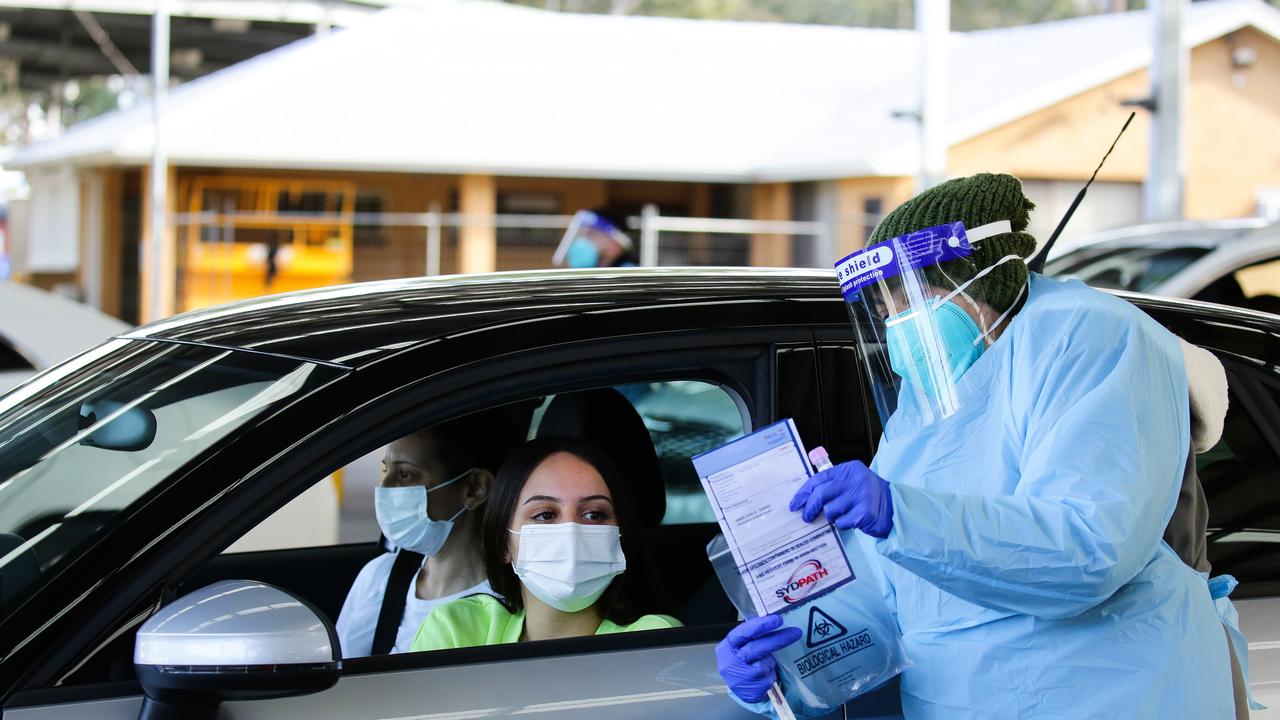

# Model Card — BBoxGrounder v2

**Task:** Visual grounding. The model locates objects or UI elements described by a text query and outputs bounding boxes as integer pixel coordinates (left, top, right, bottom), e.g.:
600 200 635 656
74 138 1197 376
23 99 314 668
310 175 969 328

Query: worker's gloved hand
790 461 894 538
716 614 802 703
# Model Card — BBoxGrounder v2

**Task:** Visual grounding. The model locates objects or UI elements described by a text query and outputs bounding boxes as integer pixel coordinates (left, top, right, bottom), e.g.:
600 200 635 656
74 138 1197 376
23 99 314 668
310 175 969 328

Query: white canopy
11 0 1280 181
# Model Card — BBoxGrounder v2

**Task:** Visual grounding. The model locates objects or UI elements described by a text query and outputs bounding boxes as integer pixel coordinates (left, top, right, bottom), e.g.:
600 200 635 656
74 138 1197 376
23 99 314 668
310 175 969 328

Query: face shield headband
836 219 1028 320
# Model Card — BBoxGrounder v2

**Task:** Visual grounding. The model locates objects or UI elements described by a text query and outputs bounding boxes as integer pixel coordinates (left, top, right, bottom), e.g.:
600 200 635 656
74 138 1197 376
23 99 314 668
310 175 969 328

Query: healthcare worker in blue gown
716 174 1236 718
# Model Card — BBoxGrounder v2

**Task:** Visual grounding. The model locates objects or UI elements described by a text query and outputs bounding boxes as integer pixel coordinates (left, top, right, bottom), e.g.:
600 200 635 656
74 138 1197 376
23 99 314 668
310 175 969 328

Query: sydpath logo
775 559 829 604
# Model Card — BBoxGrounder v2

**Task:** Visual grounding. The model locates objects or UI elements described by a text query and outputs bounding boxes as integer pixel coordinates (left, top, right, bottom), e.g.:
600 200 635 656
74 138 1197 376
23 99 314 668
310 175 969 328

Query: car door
3 326 879 719
1199 356 1280 716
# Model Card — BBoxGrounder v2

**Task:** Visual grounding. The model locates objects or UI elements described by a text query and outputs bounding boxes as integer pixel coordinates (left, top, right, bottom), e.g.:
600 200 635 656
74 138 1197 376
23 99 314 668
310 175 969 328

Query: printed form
694 419 854 615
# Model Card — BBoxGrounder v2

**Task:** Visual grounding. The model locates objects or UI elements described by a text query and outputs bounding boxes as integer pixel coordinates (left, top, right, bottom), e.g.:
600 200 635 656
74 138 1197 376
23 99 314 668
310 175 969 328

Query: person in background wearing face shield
335 409 522 657
553 209 638 269
409 437 679 650
717 174 1237 718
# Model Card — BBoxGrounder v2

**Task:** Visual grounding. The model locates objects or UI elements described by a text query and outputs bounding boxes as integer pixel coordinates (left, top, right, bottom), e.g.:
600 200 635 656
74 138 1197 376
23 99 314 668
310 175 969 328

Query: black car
0 268 1276 719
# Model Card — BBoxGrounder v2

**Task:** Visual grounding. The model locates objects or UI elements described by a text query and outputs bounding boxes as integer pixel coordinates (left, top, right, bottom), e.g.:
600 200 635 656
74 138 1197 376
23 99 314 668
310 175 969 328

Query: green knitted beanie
868 173 1038 313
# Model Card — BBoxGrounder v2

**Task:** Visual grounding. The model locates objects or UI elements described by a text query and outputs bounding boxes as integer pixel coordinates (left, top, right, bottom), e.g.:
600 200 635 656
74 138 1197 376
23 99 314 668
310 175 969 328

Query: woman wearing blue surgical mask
409 437 679 651
336 411 522 657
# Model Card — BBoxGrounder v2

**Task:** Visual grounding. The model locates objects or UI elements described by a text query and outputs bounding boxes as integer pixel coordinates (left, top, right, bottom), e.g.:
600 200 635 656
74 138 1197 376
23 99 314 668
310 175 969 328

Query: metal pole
222 197 233 303
815 224 830 268
640 204 659 267
917 0 948 191
1145 0 1186 221
426 202 441 276
149 0 169 320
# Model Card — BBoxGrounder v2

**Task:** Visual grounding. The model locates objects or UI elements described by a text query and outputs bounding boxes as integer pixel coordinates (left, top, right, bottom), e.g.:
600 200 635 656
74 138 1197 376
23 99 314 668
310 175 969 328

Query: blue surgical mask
374 469 472 556
885 298 983 400
566 237 600 268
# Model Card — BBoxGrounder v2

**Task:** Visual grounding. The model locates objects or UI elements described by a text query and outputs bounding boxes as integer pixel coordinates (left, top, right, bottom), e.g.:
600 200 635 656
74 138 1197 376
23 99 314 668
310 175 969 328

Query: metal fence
633 205 832 268
171 204 839 310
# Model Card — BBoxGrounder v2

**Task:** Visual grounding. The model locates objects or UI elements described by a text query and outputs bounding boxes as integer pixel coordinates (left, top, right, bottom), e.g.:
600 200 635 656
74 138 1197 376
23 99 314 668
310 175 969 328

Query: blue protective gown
869 274 1233 718
746 274 1234 719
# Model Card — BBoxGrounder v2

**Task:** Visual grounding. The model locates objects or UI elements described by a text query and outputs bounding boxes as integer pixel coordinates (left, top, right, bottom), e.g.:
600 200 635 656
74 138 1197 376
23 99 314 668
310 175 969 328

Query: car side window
816 344 878 462
225 475 345 552
192 381 746 659
621 381 746 524
227 378 750 556
1194 255 1280 312
1200 366 1280 597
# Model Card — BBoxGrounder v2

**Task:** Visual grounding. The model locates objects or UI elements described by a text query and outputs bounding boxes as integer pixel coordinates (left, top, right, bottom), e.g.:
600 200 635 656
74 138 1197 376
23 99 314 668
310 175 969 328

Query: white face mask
374 469 472 557
509 523 627 613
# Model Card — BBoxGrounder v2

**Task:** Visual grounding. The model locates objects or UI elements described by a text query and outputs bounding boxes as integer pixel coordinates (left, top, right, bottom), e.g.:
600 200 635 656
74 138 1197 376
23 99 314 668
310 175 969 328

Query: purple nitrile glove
715 614 803 703
789 460 894 538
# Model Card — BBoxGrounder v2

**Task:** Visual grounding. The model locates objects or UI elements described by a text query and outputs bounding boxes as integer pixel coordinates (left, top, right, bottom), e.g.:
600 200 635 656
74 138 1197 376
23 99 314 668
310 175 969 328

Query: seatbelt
372 549 424 655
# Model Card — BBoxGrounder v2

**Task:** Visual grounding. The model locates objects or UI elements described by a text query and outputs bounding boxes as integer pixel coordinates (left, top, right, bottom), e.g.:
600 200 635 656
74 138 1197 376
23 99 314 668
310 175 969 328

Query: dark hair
424 406 524 478
482 436 673 625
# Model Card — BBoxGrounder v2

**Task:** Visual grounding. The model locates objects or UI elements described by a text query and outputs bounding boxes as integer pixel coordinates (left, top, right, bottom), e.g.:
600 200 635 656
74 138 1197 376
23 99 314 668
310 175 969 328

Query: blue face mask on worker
566 237 600 268
884 297 984 397
374 469 473 556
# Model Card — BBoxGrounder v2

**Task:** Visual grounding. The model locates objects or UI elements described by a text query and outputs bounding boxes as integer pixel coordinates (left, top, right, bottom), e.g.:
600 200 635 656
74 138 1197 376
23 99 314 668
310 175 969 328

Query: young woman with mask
409 437 679 650
335 409 522 657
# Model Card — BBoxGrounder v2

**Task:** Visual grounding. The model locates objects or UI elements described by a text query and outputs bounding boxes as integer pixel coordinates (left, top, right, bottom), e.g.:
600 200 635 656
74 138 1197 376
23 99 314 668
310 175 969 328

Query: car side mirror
78 400 157 451
133 580 339 720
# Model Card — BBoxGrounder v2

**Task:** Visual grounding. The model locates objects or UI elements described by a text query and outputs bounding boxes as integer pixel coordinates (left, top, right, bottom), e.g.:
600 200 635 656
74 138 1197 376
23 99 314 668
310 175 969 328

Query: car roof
1060 218 1279 253
123 267 842 368
0 281 131 367
122 266 1276 369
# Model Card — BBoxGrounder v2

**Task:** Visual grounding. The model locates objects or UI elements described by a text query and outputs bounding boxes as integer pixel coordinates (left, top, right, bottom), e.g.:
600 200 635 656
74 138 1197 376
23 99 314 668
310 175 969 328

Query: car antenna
1027 111 1136 273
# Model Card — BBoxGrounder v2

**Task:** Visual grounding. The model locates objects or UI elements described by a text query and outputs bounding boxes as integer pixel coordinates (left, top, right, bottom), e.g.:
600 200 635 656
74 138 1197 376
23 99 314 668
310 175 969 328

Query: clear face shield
835 221 1028 438
553 210 634 269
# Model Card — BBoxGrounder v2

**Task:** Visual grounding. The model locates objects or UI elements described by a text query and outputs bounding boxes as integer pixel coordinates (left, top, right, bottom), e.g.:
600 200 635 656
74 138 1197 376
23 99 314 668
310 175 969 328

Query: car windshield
0 339 337 616
1045 245 1210 293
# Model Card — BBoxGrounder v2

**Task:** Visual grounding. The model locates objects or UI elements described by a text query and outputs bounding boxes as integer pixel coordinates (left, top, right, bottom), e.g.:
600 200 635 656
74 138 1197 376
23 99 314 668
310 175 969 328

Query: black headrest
536 388 665 527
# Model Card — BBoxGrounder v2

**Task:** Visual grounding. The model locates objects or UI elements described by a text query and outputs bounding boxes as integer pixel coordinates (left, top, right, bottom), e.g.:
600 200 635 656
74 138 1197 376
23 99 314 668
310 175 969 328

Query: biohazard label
805 605 848 648
793 626 876 679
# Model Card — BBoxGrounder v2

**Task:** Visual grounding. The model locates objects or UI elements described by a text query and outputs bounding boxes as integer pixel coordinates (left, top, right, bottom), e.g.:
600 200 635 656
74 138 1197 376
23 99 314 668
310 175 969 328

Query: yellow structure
178 176 355 310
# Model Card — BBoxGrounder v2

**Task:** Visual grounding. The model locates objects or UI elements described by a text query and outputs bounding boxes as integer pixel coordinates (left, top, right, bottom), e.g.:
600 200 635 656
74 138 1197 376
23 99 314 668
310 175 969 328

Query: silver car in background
1047 218 1280 313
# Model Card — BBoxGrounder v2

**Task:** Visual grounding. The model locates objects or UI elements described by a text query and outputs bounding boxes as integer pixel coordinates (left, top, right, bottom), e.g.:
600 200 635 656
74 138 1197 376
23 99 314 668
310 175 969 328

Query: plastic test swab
768 683 796 720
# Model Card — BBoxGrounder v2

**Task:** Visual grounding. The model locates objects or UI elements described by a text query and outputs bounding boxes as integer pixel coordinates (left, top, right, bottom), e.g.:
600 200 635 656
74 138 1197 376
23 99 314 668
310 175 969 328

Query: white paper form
693 419 854 616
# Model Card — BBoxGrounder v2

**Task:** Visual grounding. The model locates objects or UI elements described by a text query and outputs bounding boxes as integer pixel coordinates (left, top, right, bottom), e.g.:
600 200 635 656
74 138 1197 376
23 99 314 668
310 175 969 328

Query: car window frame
19 326 820 696
299 335 801 676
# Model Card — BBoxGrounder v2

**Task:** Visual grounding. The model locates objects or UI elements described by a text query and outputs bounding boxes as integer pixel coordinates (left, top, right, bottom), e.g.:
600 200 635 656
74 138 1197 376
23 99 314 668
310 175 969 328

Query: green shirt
409 594 681 652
